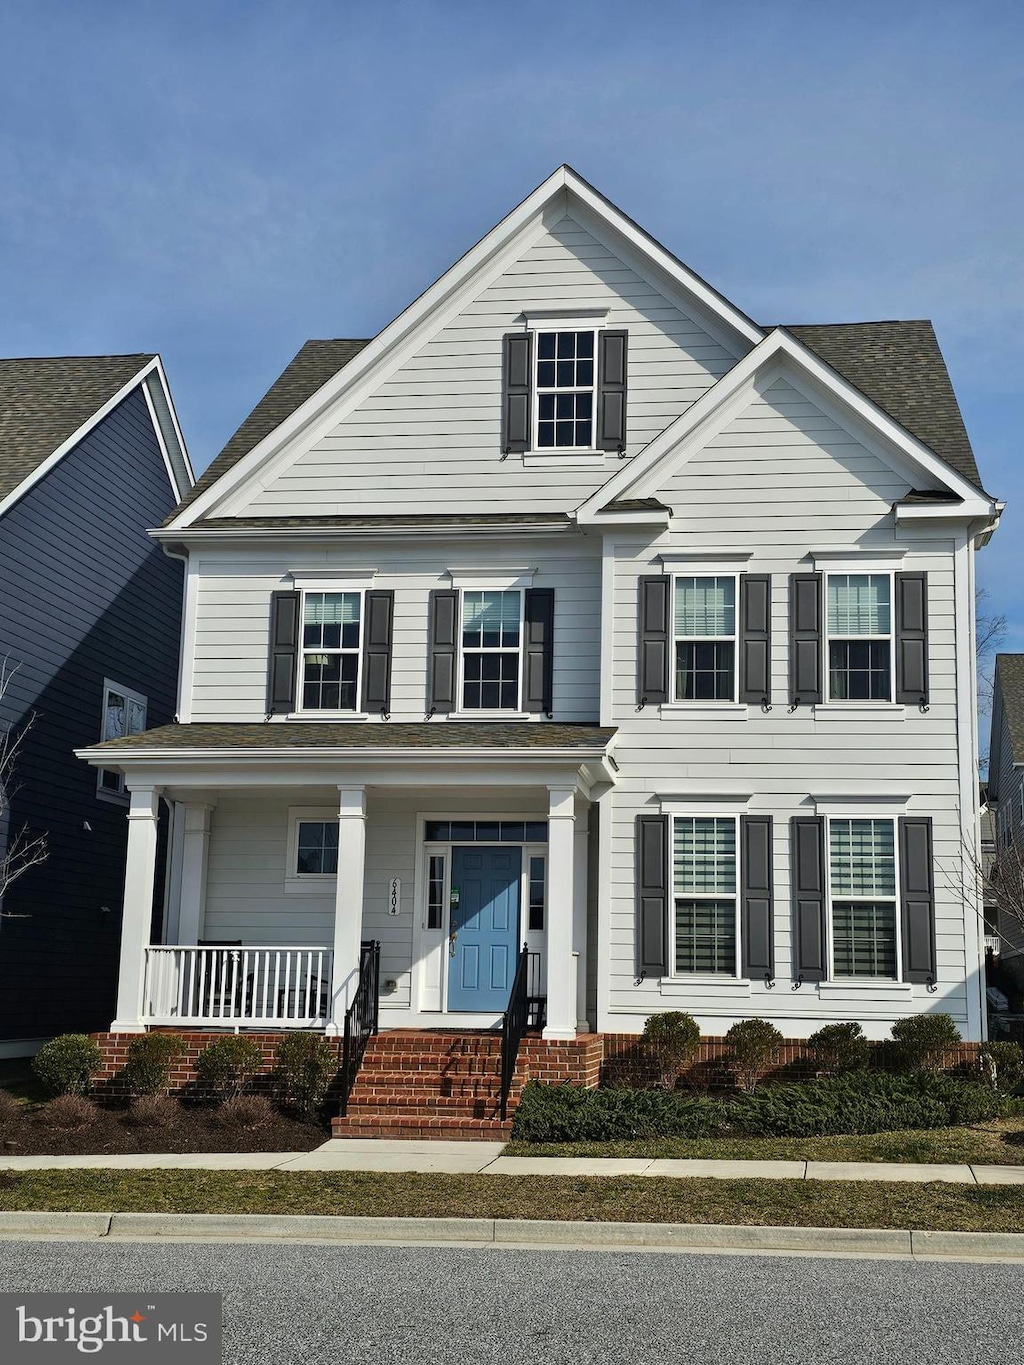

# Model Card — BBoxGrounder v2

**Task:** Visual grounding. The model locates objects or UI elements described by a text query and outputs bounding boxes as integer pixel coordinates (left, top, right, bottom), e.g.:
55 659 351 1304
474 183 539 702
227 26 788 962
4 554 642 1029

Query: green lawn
505 1118 1024 1166
0 1169 1023 1233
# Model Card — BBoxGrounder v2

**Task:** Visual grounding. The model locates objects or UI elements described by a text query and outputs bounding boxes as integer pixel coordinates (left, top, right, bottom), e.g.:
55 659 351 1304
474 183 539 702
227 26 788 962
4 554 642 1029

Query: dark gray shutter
900 816 936 983
268 591 300 714
523 588 554 715
896 573 928 705
791 816 827 981
428 590 458 713
361 590 394 713
502 333 532 453
739 574 771 704
638 575 670 706
790 573 823 705
637 814 668 977
597 329 628 451
741 816 774 979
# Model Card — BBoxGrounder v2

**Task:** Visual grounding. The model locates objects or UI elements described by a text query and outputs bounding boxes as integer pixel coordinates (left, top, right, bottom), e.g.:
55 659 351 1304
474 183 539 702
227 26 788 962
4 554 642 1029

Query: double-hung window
301 591 362 711
535 330 595 449
672 816 738 975
460 590 522 710
674 576 737 701
829 818 898 978
97 680 147 797
826 574 892 702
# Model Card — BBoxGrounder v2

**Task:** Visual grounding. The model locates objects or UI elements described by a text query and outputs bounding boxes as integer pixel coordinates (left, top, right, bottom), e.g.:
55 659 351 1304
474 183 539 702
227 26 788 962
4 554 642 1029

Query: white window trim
530 321 607 455
285 807 339 893
669 812 741 980
671 572 740 705
824 813 902 983
288 570 377 589
822 570 896 706
456 587 525 715
294 587 365 717
447 568 535 590
96 679 148 802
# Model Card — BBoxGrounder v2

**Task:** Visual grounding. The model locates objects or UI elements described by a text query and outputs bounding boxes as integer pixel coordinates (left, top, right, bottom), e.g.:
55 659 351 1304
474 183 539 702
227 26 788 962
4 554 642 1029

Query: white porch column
111 785 162 1032
573 800 589 1031
544 785 577 1040
177 802 215 945
329 786 367 1032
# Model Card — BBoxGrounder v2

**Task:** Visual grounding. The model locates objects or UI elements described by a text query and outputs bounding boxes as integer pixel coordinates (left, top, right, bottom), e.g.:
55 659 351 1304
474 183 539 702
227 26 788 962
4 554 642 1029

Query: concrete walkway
3 1139 1024 1184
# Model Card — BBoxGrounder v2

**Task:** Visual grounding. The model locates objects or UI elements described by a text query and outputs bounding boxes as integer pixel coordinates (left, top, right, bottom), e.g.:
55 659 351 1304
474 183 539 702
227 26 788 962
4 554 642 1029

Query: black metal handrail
338 940 380 1117
499 942 530 1122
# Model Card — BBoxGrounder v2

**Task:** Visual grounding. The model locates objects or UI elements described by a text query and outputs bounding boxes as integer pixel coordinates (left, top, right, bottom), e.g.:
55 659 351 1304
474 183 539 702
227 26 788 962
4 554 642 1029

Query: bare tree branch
976 586 1007 719
0 658 48 915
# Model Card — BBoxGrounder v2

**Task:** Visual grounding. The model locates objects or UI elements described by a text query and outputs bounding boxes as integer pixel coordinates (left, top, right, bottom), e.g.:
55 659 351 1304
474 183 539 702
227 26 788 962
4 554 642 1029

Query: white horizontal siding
238 213 734 517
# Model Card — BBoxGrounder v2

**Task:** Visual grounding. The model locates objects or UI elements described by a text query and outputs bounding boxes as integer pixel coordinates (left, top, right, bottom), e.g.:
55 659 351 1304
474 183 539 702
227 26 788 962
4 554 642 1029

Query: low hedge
511 1073 1012 1143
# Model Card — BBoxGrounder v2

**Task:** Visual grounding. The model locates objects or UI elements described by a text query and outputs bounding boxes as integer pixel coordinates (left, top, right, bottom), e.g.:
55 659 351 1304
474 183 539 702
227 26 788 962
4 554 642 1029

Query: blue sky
2 0 1021 651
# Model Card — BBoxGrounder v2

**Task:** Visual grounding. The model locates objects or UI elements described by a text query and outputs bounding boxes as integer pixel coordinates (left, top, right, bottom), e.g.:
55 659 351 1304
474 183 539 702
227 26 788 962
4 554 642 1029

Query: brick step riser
349 1077 511 1093
354 1064 502 1079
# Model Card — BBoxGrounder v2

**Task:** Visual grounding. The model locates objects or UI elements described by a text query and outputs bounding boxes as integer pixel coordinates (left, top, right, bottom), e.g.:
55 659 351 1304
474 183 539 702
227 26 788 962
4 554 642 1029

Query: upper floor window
301 591 361 710
461 590 522 710
97 680 147 798
829 817 897 979
826 574 892 702
672 815 738 975
535 331 595 449
674 576 737 702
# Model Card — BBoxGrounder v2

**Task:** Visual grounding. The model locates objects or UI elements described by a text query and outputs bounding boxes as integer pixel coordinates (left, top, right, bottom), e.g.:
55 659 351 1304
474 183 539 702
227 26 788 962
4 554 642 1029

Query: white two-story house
80 167 999 1116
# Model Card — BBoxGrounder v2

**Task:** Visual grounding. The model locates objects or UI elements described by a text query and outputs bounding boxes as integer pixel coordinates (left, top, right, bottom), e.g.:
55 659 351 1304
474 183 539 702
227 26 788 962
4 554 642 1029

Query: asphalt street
0 1239 1020 1364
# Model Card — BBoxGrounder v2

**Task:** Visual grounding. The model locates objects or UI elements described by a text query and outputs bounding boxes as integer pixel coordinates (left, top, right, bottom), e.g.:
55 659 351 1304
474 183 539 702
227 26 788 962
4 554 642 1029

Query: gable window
674 577 737 701
535 331 595 449
672 816 738 975
828 818 898 978
301 591 362 710
826 574 892 702
97 681 147 798
460 590 522 710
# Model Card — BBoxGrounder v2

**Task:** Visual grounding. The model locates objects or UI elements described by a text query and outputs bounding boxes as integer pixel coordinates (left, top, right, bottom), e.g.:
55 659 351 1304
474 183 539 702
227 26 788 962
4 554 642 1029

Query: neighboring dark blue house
0 355 192 1055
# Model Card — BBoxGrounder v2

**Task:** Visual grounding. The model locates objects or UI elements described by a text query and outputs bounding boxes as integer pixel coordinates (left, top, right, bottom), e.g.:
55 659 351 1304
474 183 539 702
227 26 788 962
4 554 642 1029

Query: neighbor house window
829 818 898 978
672 816 738 975
674 576 737 701
460 590 522 710
826 574 892 701
97 680 147 798
535 330 595 449
301 591 361 710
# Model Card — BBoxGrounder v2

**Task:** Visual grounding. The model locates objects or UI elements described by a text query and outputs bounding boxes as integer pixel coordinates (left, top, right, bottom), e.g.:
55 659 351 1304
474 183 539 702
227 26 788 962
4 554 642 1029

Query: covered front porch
77 723 616 1043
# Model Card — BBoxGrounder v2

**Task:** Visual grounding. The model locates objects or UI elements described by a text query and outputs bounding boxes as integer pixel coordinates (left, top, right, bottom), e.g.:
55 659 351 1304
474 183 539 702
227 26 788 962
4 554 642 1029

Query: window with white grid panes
295 821 339 876
301 591 362 710
460 590 522 710
97 681 147 797
672 816 738 975
829 818 898 978
826 574 892 701
535 331 595 448
673 576 737 701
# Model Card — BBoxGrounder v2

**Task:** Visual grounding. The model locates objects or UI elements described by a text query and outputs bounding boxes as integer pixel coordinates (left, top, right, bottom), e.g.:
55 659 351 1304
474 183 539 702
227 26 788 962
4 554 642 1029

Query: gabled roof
0 354 156 505
781 321 982 490
995 655 1024 767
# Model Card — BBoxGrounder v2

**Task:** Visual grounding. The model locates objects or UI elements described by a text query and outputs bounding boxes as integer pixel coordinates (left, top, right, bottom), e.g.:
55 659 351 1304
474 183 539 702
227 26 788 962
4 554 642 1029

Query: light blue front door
448 846 521 1012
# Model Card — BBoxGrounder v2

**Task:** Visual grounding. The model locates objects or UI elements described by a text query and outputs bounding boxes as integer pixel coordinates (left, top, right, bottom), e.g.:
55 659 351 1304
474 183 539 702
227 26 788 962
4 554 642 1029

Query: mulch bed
0 1102 329 1156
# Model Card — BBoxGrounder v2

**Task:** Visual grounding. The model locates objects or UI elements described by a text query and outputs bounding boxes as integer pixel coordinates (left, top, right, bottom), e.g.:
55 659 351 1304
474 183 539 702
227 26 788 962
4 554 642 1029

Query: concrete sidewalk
3 1139 1024 1184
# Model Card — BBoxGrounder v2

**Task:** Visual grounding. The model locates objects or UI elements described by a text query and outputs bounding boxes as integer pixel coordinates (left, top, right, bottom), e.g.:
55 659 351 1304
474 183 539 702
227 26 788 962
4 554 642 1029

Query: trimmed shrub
122 1034 183 1098
275 1033 336 1116
0 1091 22 1129
122 1096 178 1129
31 1035 102 1097
194 1037 264 1101
213 1095 276 1131
641 1012 701 1088
807 1022 870 1076
979 1041 1024 1095
725 1019 784 1091
888 1014 961 1074
40 1095 99 1131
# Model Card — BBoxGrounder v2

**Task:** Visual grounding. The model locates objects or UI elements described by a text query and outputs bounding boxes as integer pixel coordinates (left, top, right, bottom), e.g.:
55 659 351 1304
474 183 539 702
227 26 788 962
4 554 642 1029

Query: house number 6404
388 878 401 915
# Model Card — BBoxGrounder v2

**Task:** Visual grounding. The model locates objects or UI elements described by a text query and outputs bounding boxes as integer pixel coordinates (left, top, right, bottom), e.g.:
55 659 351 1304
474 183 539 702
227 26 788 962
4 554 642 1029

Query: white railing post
111 785 162 1032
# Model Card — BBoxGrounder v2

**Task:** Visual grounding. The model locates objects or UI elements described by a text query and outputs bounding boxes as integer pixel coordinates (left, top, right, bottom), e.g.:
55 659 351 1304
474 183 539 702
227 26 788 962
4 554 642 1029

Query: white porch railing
143 946 334 1028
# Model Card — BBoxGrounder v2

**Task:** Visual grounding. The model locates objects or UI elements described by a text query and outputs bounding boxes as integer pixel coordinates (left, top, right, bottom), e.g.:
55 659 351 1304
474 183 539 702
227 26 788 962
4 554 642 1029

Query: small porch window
286 808 340 890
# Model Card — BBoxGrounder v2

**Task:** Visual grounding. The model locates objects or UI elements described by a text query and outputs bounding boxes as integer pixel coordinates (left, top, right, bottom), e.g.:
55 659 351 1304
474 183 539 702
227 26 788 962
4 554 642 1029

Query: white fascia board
145 356 196 496
577 328 998 521
0 359 157 520
168 165 765 529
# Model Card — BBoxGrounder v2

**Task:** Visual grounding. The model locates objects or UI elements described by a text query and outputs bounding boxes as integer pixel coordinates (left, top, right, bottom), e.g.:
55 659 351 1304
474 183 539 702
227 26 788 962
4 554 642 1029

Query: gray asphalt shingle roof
995 656 1024 766
0 354 154 504
89 721 616 753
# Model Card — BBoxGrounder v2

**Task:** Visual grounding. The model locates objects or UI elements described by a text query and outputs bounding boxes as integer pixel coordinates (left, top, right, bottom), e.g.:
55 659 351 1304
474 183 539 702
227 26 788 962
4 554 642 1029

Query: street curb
0 1212 1022 1259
